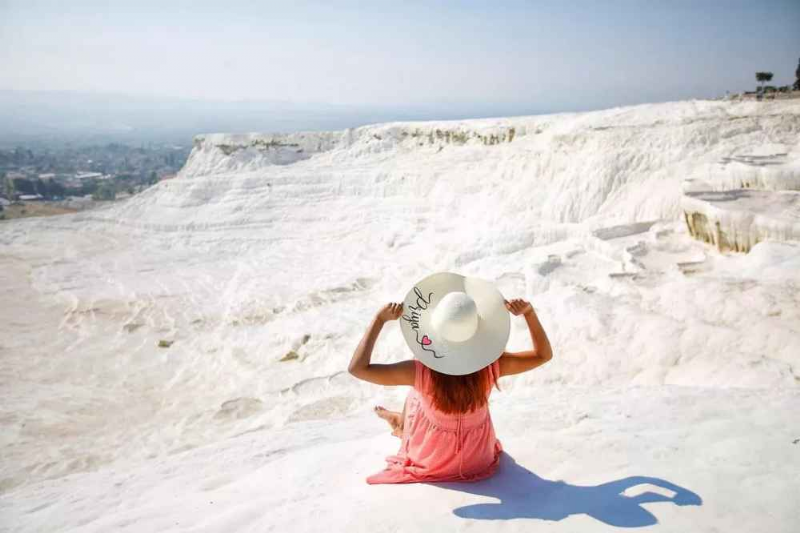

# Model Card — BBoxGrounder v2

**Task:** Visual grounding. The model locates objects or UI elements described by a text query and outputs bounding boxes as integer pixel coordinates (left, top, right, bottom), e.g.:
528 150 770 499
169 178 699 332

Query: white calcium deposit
681 141 800 252
1 99 799 532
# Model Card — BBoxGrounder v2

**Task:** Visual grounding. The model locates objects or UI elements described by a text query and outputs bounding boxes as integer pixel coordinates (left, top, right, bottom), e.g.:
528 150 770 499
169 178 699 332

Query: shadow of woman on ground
432 452 702 527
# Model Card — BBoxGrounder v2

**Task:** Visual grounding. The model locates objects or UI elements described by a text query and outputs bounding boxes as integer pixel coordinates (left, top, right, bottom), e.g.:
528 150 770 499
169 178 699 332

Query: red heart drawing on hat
421 335 432 346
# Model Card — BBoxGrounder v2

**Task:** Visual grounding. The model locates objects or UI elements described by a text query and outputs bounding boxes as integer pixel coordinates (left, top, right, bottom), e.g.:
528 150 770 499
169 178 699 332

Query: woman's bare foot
374 405 403 437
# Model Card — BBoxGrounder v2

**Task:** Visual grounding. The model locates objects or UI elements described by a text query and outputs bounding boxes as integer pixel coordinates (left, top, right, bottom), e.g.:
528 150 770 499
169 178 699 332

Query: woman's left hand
376 302 403 323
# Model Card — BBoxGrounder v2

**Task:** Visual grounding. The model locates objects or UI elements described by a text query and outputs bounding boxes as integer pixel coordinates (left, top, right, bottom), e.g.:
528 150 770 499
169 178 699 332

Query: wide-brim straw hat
399 272 510 376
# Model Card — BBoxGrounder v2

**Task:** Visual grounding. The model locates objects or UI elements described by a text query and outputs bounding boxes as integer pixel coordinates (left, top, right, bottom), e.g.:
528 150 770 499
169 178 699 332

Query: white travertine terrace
2 99 799 532
681 143 800 252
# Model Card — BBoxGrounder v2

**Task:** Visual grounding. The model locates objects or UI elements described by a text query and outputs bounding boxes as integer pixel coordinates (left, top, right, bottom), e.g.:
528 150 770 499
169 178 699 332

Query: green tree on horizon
756 71 774 95
794 58 800 91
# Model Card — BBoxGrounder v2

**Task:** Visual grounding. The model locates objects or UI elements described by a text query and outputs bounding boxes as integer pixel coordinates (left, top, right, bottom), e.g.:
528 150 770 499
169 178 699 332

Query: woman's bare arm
498 298 553 377
348 302 415 386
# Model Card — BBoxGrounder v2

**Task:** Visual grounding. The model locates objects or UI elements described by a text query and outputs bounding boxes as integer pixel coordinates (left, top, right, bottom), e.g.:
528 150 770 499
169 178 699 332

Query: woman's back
366 359 503 484
353 296 552 485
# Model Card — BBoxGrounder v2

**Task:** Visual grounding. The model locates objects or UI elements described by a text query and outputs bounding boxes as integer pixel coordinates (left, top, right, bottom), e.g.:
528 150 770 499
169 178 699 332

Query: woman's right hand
376 302 404 324
504 298 533 317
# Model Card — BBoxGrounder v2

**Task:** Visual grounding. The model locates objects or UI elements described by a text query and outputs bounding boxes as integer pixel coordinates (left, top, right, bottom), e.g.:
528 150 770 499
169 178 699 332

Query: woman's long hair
428 365 501 414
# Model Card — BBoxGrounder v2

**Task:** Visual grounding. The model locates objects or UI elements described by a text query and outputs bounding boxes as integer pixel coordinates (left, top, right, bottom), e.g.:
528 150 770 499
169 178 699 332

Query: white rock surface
682 189 800 251
681 140 800 252
1 98 799 532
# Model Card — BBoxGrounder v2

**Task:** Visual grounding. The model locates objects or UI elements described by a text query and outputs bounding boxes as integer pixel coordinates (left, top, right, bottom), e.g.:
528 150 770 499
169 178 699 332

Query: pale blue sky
1 0 799 114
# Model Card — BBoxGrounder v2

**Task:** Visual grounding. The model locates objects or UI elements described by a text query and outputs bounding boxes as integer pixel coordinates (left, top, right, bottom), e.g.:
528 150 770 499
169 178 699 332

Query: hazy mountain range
0 90 548 148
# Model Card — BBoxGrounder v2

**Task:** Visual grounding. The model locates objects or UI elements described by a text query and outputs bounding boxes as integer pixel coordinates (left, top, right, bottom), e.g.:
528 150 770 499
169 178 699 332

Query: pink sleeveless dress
366 359 503 484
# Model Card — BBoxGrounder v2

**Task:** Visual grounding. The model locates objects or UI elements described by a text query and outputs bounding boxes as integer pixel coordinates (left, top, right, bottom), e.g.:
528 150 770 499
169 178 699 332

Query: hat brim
399 272 510 375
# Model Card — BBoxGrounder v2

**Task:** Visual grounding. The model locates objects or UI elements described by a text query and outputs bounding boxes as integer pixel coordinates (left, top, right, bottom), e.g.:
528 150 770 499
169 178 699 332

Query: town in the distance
0 142 191 220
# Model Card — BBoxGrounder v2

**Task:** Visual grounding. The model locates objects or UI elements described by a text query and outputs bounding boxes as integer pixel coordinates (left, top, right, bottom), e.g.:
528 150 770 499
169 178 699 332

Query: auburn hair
428 365 501 415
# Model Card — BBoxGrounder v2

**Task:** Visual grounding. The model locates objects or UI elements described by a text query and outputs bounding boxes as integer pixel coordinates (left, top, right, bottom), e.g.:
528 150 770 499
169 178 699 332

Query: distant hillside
0 90 549 149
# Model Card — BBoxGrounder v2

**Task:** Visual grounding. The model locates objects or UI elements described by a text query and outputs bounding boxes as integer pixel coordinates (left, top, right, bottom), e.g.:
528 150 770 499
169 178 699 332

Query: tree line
753 57 800 96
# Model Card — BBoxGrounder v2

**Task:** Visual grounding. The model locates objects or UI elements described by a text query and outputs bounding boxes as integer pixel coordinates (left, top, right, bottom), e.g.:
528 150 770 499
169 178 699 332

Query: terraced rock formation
681 144 800 252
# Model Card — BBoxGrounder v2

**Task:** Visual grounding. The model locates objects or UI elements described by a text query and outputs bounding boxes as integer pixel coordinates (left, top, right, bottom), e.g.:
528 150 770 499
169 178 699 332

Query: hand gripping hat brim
399 272 510 376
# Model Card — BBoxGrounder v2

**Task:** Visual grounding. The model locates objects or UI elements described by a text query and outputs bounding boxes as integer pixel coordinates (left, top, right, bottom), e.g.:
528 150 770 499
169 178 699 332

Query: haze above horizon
2 0 799 115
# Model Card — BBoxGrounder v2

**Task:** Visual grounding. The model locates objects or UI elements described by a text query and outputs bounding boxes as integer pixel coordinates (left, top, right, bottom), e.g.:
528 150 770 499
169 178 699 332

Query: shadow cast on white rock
435 452 702 527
